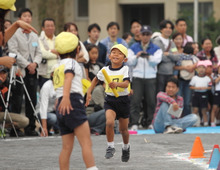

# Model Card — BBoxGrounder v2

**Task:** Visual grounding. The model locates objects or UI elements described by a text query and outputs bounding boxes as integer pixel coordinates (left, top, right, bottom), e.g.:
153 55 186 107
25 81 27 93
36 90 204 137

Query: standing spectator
84 23 107 65
175 18 193 47
152 20 180 93
128 19 142 47
197 38 218 73
8 8 42 136
210 61 220 126
38 18 58 89
214 35 220 61
172 32 183 53
122 32 132 45
64 22 89 78
101 21 128 64
0 0 37 68
174 42 199 116
153 77 197 134
190 61 212 126
84 44 103 82
127 25 162 130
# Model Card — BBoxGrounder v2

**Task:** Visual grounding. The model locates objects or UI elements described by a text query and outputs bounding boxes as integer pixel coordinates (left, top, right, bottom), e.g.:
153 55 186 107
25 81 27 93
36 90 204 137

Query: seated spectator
153 77 197 134
36 79 59 136
0 66 29 137
84 44 104 82
84 23 107 64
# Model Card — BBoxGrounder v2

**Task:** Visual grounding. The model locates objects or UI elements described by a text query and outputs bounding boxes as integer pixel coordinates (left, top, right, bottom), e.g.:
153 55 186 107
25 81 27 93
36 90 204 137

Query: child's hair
166 77 179 87
122 32 131 40
18 8 32 18
183 42 194 54
86 44 99 69
59 48 78 60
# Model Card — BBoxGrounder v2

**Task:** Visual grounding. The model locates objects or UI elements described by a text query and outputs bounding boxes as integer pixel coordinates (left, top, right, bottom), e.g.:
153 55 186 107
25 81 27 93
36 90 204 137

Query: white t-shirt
36 80 56 119
214 74 220 91
159 36 169 49
189 75 212 92
97 65 130 96
53 58 83 98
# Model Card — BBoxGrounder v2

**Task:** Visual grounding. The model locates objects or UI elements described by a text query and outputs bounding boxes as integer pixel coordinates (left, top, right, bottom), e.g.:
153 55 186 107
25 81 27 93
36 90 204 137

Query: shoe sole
105 152 116 159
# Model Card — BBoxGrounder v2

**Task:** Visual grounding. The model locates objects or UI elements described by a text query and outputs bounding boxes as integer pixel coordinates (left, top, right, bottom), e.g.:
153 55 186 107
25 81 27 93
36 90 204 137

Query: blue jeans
153 102 198 133
178 79 192 116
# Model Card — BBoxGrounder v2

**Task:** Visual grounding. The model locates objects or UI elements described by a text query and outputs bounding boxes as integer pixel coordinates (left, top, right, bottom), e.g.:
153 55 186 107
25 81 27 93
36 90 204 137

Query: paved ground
0 133 219 170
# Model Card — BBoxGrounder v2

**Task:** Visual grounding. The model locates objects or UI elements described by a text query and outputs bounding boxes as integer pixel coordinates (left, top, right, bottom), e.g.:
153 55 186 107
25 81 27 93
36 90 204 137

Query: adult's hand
0 56 15 68
16 20 38 34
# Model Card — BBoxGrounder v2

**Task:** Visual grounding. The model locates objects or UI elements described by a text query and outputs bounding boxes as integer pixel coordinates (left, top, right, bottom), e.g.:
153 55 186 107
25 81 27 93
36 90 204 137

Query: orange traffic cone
189 136 205 158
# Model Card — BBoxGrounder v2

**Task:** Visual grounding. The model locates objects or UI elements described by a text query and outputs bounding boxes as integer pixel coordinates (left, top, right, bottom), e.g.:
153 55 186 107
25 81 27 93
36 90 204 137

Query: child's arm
189 86 211 90
109 80 129 89
58 72 74 115
85 77 99 106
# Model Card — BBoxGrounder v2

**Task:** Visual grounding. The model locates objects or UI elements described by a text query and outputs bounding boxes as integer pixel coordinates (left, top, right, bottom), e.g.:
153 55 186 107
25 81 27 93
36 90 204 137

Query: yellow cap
55 32 79 54
111 44 128 57
0 0 16 11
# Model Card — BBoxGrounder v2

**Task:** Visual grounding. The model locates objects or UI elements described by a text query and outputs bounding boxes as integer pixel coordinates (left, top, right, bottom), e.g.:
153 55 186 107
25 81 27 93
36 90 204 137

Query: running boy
54 32 98 170
86 44 130 162
190 60 212 126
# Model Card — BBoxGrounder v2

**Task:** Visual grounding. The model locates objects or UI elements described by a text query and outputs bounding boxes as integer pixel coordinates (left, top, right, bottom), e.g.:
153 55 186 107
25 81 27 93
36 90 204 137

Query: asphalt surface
0 133 219 170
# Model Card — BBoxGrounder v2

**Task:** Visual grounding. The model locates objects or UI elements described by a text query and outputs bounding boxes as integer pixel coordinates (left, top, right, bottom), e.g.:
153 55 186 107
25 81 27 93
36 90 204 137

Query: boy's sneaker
163 126 175 134
105 147 115 159
121 146 130 162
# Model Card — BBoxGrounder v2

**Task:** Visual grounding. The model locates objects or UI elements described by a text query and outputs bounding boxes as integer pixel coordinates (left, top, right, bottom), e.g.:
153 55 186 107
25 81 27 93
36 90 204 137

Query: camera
41 59 47 64
140 52 149 58
8 52 17 59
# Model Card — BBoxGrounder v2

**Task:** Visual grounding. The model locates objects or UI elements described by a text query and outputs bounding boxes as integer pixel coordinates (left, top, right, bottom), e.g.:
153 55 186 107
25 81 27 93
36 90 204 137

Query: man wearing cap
152 20 180 93
8 8 42 136
127 25 162 130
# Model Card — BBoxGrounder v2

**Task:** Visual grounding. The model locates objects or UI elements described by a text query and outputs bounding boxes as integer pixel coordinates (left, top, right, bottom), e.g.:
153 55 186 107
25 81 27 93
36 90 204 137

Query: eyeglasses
142 32 151 36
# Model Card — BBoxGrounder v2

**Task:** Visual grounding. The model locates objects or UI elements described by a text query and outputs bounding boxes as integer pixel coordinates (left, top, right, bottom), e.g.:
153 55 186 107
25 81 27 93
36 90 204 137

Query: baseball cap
140 25 152 34
111 44 128 58
197 60 206 67
204 60 212 67
0 0 16 11
55 32 79 55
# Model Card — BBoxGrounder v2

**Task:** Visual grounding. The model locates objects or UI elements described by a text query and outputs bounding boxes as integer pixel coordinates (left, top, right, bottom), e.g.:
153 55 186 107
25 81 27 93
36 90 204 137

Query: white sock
87 166 98 170
107 141 114 148
211 122 216 126
122 143 130 150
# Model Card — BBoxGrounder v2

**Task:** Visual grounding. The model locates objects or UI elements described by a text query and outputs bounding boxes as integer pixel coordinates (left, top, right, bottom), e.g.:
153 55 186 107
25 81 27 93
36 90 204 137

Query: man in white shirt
38 18 58 89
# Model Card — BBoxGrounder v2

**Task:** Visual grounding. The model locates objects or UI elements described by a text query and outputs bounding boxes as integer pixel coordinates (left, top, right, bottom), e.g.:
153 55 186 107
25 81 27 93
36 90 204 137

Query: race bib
53 64 65 89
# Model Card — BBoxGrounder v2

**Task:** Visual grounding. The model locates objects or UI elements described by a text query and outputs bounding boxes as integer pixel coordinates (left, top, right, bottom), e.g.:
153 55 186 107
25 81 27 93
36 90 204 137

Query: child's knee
106 120 114 128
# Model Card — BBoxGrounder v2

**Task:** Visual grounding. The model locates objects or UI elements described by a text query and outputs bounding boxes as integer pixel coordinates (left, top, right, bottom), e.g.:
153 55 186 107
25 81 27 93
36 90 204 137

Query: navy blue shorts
192 92 208 109
104 95 130 120
213 91 220 105
56 93 87 136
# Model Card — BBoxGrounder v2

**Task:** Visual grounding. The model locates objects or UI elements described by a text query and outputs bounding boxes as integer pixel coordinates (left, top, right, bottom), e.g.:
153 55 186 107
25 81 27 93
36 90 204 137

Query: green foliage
178 9 220 46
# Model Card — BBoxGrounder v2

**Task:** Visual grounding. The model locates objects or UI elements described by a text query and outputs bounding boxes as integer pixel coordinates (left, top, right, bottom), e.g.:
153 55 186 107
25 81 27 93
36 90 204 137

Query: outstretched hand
16 20 38 34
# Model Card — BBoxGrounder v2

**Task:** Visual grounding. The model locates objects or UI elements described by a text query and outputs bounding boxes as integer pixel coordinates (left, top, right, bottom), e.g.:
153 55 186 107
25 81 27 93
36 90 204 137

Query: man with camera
127 25 162 130
38 18 58 89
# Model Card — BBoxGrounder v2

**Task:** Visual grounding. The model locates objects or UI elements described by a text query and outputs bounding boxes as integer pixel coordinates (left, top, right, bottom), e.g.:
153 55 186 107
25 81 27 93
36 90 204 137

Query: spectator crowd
1 7 220 137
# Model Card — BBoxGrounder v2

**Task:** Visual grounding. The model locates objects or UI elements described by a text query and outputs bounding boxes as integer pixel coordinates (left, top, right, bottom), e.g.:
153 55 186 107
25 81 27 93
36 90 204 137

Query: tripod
0 63 45 138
